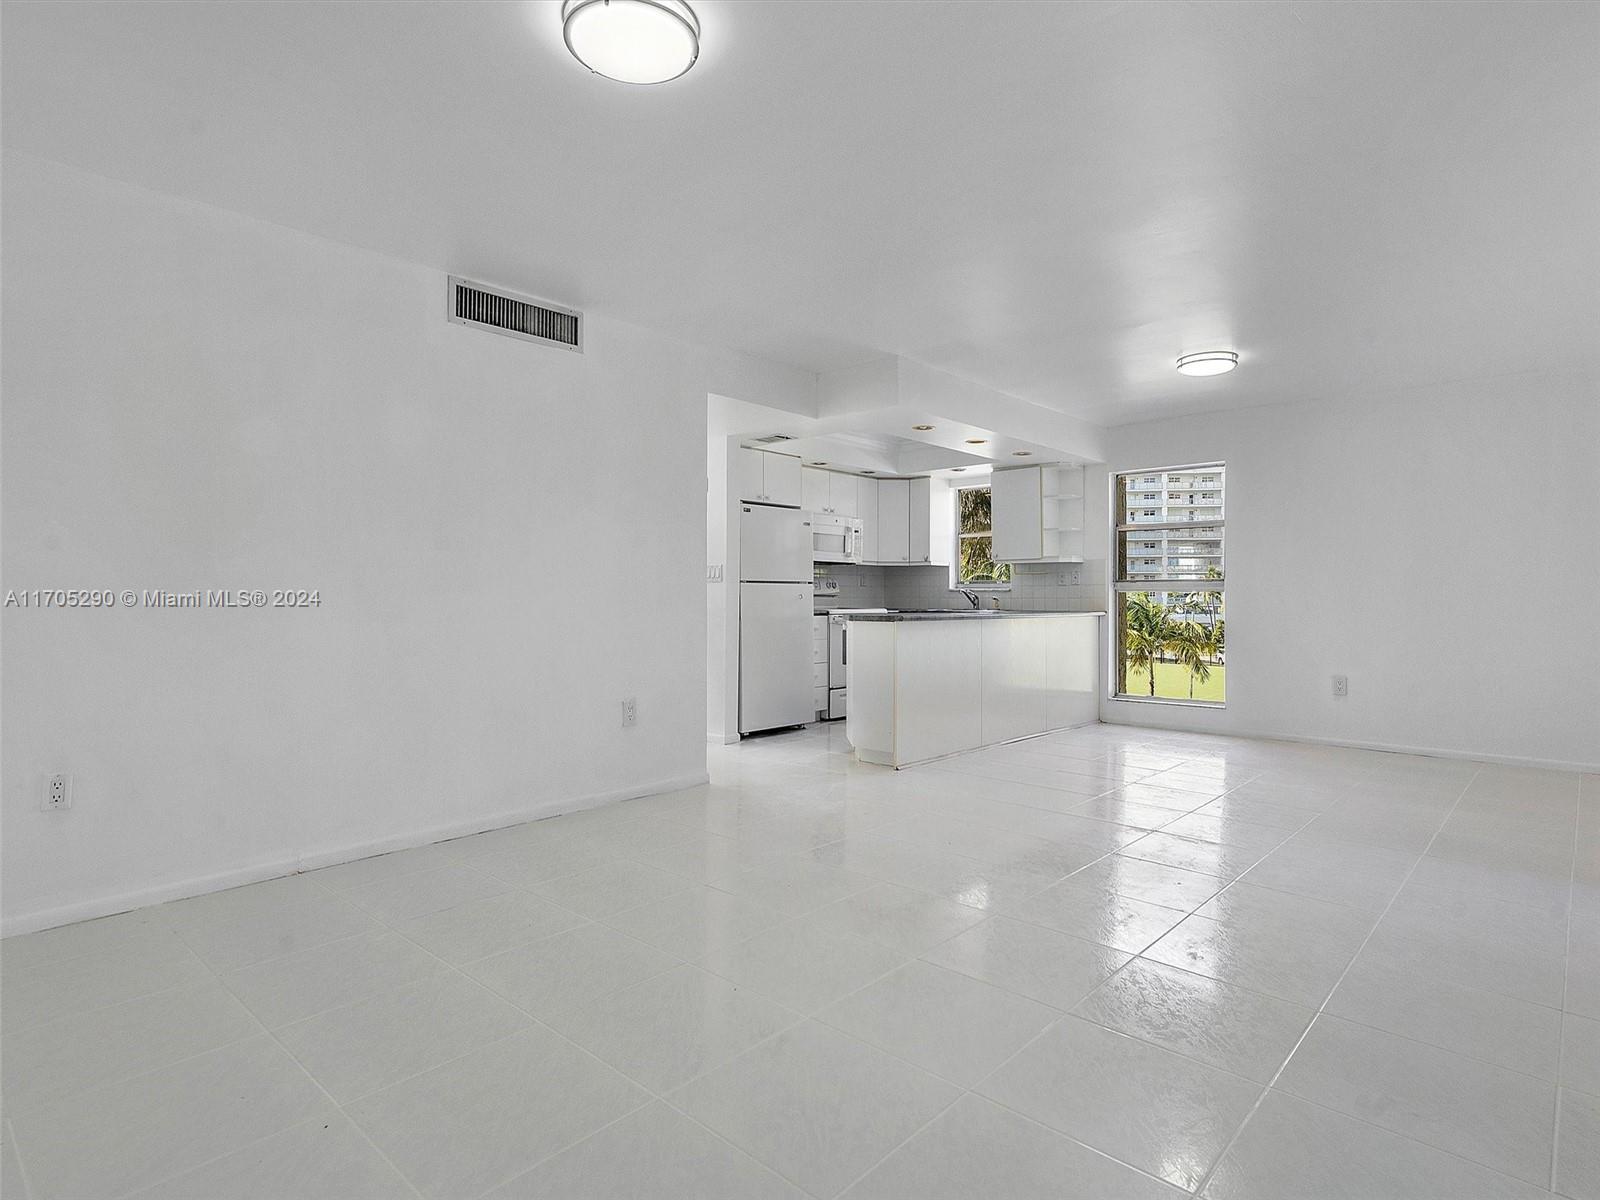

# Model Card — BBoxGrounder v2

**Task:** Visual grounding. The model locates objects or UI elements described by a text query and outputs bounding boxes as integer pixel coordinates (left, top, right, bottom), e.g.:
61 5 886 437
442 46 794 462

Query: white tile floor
3 722 1596 1199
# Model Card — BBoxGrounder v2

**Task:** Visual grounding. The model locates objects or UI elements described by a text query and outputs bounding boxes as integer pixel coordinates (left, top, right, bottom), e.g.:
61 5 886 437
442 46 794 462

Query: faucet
959 589 980 609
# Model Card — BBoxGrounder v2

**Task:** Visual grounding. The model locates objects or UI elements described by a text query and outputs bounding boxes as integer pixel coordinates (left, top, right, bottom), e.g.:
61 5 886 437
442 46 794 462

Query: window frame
949 481 1012 592
1110 461 1226 707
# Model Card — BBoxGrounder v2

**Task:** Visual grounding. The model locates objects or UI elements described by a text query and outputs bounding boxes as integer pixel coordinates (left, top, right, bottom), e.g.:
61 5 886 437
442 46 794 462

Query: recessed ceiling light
861 470 876 475
562 0 700 85
965 438 987 445
912 424 934 431
1012 450 1032 457
1176 350 1239 377
950 467 967 472
809 461 827 466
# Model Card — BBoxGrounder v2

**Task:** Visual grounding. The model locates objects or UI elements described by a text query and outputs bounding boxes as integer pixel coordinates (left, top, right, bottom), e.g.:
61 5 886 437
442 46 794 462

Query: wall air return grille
447 276 582 352
748 434 796 445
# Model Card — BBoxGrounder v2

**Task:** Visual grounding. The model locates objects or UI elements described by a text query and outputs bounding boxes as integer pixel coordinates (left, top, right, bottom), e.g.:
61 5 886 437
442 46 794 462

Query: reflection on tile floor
3 722 1595 1198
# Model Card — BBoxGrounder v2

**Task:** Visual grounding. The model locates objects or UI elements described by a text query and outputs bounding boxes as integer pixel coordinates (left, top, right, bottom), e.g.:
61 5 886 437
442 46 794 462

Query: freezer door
739 584 815 733
739 505 811 582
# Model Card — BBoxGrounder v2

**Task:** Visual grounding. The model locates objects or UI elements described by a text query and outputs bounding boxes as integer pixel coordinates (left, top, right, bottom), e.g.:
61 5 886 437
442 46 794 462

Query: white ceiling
4 1 1596 426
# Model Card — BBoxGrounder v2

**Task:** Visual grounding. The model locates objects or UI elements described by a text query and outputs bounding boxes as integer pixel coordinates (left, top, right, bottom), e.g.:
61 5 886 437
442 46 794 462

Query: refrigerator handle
842 625 847 666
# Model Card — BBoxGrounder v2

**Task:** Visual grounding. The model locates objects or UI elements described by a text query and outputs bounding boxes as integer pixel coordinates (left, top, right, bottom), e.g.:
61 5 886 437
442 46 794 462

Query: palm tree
1123 593 1187 697
1172 620 1212 699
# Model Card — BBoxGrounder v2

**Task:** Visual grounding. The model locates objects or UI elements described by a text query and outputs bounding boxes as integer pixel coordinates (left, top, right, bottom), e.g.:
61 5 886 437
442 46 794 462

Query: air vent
447 276 582 352
748 434 796 445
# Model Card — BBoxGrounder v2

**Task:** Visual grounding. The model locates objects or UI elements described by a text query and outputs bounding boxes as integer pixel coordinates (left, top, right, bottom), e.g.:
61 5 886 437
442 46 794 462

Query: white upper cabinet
991 464 1085 563
857 476 950 565
876 480 910 562
828 472 859 519
860 478 881 560
991 467 1043 561
912 477 952 566
736 447 767 504
801 468 861 517
801 467 830 514
738 448 802 507
763 452 801 507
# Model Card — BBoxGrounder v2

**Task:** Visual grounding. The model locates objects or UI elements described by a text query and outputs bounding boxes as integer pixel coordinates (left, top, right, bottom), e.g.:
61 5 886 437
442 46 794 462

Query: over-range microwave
810 513 863 564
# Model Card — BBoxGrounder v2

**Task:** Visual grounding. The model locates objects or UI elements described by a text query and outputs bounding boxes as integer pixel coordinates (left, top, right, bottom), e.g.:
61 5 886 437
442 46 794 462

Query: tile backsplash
883 559 1108 612
811 560 1107 612
812 563 889 609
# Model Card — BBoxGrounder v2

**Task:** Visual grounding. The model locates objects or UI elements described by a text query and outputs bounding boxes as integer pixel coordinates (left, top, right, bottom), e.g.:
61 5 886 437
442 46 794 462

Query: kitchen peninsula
845 611 1103 767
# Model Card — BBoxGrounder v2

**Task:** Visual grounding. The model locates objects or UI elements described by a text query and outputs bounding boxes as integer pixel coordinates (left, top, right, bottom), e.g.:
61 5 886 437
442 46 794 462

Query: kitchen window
1113 463 1225 704
954 484 1012 588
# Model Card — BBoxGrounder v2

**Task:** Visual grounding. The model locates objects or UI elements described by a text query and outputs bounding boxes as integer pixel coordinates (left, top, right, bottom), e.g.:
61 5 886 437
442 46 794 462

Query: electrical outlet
621 697 637 727
43 772 72 811
1332 675 1348 697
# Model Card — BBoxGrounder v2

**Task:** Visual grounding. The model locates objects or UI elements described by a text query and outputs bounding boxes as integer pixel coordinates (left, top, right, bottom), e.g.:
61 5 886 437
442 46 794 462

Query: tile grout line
1187 762 1485 1197
121 891 455 1200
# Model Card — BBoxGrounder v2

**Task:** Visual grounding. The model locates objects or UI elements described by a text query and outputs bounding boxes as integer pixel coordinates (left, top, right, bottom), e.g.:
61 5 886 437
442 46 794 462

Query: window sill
950 585 1012 593
1109 695 1226 710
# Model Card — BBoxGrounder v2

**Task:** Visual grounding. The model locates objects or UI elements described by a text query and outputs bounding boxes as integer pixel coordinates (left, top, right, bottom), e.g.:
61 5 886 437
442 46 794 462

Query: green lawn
1121 661 1226 702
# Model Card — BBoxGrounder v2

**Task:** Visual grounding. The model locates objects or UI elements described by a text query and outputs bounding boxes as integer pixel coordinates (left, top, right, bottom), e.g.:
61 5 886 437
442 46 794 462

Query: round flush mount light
1011 450 1033 457
1176 350 1239 377
912 424 934 431
861 470 877 475
562 0 700 85
808 461 827 466
965 438 988 445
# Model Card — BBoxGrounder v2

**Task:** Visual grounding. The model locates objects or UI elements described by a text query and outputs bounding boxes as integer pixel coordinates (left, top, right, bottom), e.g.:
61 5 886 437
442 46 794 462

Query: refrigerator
738 504 814 734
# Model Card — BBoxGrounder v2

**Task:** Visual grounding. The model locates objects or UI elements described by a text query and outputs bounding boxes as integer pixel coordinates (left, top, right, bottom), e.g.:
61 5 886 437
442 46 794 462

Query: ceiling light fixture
561 0 700 85
965 438 988 445
809 461 827 466
950 467 967 473
1176 350 1239 377
912 424 934 431
1012 450 1032 457
861 470 877 475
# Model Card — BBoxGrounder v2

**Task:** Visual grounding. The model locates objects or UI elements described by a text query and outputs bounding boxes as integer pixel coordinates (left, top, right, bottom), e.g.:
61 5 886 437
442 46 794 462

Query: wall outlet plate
43 772 72 811
621 697 637 727
1332 675 1349 697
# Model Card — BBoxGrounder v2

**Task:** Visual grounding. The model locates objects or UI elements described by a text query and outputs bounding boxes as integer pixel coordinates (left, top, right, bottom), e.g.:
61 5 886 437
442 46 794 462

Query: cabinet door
878 479 910 563
925 476 953 566
991 466 1043 561
907 478 932 563
801 467 830 514
763 453 802 508
828 473 859 519
859 478 880 561
736 447 768 502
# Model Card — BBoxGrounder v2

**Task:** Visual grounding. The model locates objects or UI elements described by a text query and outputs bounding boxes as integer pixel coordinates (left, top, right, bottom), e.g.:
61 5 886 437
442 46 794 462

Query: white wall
1095 373 1600 770
0 154 794 933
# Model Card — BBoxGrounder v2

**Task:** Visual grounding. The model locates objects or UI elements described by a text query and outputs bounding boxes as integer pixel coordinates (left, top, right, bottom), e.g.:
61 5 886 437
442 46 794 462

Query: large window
955 485 1012 587
1113 464 1225 702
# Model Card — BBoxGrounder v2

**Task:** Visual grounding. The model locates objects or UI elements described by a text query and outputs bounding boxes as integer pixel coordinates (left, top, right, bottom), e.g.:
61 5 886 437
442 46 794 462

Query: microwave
810 513 863 564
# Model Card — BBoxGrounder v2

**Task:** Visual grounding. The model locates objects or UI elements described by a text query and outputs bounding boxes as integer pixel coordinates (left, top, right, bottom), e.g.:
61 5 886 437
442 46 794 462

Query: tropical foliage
957 487 1012 585
1121 591 1225 700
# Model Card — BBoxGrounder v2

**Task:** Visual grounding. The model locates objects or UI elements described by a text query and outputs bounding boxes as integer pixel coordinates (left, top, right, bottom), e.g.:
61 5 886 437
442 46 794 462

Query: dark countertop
843 610 1107 621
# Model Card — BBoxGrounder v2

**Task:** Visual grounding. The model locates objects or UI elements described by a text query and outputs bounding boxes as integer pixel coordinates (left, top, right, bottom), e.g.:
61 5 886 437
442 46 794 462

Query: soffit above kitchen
715 355 1104 476
6 1 1595 425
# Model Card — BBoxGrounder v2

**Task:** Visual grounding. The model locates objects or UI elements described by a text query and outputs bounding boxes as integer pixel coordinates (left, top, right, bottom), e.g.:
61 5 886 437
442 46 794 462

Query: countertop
843 610 1107 621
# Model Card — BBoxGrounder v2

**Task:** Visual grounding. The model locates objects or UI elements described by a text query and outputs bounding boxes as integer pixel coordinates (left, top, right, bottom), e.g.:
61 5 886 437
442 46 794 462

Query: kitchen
724 431 1105 766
